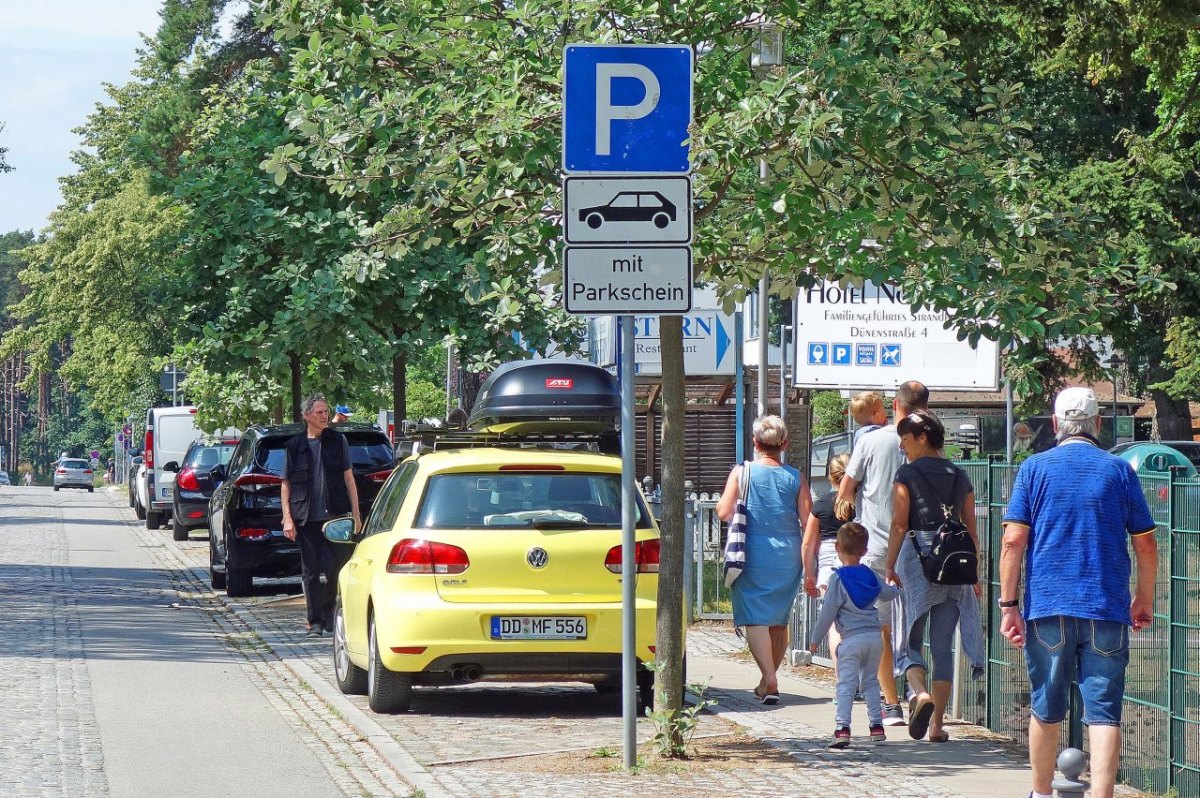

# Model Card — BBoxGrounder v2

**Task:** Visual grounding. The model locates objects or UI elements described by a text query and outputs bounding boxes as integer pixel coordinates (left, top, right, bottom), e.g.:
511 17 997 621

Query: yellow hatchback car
324 362 661 714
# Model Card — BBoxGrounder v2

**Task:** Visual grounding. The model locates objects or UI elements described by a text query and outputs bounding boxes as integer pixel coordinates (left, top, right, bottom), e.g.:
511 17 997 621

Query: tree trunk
290 354 302 422
393 349 407 437
655 315 687 752
1150 388 1194 439
272 396 284 425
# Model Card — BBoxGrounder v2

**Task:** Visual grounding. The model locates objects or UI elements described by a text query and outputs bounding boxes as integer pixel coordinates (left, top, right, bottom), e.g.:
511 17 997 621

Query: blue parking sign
831 343 852 365
563 44 693 173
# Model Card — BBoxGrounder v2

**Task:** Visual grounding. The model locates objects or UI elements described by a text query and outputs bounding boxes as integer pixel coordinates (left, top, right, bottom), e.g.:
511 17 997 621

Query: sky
0 1 167 234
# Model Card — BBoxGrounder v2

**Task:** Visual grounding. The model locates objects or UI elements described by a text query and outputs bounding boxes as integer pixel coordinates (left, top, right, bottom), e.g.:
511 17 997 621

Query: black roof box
467 360 619 435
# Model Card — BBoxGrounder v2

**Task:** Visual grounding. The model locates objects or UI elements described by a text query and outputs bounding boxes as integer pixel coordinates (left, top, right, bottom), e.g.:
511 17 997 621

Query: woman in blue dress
717 415 812 703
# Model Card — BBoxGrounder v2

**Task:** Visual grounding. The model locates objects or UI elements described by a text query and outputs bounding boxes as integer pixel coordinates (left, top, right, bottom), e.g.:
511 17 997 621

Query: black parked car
165 437 239 541
208 423 396 597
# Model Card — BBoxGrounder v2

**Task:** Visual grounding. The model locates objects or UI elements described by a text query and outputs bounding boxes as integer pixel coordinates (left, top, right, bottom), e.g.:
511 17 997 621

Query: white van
142 406 203 529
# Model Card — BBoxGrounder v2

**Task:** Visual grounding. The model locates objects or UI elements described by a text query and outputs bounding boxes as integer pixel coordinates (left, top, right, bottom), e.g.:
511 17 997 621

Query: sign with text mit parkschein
561 43 694 316
793 280 999 391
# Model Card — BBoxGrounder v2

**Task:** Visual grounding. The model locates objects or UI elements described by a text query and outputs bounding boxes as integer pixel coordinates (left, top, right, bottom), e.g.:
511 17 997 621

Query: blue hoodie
809 564 900 644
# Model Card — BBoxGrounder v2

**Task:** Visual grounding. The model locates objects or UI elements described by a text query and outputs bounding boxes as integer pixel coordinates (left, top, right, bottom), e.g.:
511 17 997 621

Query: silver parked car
54 458 95 492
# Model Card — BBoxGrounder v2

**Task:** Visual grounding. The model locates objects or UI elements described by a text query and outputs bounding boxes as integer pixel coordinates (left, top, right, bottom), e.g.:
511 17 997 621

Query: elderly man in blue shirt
1000 387 1158 798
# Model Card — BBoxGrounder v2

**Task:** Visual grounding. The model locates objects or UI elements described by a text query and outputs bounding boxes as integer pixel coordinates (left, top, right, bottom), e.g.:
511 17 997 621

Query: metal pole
756 159 769 418
735 310 745 464
619 316 637 768
1111 368 1118 446
1005 377 1014 463
445 339 454 417
779 323 788 423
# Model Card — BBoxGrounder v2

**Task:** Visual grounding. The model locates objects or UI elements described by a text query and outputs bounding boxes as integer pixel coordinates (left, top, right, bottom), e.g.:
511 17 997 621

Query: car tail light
386 538 470 574
83 470 93 475
188 510 204 519
604 539 660 573
144 430 153 468
365 467 393 483
390 646 427 655
237 527 271 541
177 467 200 491
234 473 283 490
56 469 67 475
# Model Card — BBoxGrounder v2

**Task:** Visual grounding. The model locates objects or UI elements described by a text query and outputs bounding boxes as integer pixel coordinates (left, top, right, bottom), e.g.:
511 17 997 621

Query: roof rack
398 419 619 456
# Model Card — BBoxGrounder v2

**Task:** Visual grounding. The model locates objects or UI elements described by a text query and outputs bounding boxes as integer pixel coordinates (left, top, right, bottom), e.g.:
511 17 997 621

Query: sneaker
854 690 865 702
869 724 887 742
306 622 324 638
828 727 851 749
881 702 906 726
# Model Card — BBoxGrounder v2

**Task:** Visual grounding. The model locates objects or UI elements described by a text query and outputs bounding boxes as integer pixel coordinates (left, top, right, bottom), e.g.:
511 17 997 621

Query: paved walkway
152 494 1039 798
12 485 1046 798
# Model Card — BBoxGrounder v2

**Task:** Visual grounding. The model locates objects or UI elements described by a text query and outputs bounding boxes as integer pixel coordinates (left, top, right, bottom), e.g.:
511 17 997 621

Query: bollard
1052 748 1088 797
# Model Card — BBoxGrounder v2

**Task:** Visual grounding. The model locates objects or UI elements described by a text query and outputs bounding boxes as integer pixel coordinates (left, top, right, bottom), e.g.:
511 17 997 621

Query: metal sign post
619 316 638 764
563 42 693 769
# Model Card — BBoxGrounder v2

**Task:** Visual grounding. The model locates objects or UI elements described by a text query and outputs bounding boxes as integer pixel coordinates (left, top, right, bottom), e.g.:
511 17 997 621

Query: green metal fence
978 460 1200 795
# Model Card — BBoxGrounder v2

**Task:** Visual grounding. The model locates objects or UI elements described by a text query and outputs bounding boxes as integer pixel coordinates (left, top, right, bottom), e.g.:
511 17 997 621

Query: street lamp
1107 354 1123 445
746 15 783 416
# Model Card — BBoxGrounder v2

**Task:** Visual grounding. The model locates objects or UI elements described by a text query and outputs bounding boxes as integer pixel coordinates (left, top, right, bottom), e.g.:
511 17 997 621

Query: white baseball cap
1054 387 1099 419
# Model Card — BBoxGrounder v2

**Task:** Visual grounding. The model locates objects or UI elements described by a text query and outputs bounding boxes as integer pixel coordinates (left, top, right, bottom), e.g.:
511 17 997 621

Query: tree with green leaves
257 0 1139 751
812 391 849 437
0 122 10 174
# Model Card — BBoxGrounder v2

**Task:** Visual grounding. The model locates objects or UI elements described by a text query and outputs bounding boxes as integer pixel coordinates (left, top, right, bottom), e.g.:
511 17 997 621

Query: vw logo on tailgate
526 547 549 569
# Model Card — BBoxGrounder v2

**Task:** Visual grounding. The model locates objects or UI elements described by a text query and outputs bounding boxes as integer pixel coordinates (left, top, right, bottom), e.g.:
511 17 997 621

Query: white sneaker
881 702 905 726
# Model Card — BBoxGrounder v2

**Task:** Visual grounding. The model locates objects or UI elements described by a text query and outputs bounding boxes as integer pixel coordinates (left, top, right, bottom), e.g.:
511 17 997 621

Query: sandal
928 730 950 743
908 694 935 740
760 691 780 705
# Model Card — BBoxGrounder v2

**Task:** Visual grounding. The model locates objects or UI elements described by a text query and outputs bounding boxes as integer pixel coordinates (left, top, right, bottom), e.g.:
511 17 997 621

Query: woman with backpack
883 410 985 742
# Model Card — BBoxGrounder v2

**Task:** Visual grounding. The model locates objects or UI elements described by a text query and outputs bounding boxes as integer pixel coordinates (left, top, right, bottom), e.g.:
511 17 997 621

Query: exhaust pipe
450 665 483 682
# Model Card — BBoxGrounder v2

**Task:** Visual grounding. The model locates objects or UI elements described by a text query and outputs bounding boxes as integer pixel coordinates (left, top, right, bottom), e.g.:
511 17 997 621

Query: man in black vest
282 394 361 637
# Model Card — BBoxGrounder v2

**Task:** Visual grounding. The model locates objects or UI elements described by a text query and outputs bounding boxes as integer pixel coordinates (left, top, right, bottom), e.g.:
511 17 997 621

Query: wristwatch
997 598 1019 608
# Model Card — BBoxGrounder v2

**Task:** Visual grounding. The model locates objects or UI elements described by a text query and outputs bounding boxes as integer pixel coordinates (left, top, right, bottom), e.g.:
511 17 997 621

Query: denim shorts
1024 615 1129 726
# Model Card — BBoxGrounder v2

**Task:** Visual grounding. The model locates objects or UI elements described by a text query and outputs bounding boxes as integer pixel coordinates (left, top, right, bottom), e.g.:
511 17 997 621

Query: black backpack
907 468 978 586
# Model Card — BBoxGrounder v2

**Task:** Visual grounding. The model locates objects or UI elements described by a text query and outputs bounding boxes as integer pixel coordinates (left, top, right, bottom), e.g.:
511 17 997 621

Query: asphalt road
1 484 408 798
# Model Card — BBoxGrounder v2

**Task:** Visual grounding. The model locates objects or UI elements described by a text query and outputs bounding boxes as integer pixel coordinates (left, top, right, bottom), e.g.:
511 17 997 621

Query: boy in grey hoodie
809 522 901 748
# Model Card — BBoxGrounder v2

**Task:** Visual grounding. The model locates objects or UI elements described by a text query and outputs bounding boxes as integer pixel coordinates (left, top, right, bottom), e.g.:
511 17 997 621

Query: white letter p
595 63 660 156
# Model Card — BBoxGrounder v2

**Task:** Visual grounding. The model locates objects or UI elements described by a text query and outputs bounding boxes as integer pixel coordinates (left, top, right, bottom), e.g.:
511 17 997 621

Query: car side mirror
323 517 356 544
209 464 226 483
162 461 180 473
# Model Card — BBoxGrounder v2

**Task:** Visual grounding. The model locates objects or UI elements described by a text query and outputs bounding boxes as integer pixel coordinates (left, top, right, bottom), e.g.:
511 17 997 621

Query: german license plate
490 616 587 640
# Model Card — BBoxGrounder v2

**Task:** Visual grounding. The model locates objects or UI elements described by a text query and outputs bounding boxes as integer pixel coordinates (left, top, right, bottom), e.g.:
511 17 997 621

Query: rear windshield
257 438 289 474
345 433 394 470
62 459 89 469
256 433 392 474
185 443 236 469
415 472 647 529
